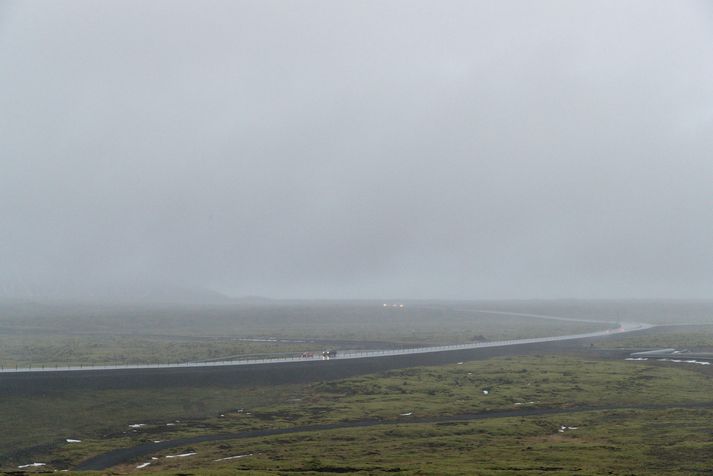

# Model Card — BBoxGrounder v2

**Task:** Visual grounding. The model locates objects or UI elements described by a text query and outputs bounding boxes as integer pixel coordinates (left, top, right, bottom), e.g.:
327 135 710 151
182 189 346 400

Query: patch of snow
151 457 158 460
66 439 81 443
18 463 46 468
166 423 175 426
153 440 162 443
165 452 196 458
658 358 711 366
214 453 253 462
482 390 489 395
399 412 413 416
136 462 151 469
456 362 464 365
129 424 146 429
625 357 649 361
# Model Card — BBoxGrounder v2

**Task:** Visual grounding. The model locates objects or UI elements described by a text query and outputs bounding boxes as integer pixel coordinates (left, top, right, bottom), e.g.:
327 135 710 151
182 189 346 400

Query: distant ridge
232 295 274 303
0 280 230 304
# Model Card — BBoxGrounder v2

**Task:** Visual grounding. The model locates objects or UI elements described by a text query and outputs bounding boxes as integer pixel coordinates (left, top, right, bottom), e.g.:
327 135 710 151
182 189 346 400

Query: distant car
321 350 337 360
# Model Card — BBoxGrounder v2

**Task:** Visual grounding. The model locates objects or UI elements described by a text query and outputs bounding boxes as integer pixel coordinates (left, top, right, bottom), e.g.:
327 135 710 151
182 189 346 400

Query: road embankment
0 336 634 397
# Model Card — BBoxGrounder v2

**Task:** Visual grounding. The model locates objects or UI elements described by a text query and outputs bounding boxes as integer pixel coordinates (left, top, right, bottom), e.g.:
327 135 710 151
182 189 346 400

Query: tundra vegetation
6 354 713 475
3 300 713 473
0 301 612 367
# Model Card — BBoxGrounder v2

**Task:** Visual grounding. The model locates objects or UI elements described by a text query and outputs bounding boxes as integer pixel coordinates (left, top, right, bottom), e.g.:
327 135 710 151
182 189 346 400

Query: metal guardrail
0 322 653 374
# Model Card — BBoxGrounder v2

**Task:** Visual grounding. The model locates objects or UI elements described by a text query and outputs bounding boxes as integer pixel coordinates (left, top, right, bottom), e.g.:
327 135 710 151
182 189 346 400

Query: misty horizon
1 1 711 300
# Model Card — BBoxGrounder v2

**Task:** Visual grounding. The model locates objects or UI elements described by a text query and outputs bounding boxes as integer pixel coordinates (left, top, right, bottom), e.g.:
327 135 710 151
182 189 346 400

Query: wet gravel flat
77 402 713 470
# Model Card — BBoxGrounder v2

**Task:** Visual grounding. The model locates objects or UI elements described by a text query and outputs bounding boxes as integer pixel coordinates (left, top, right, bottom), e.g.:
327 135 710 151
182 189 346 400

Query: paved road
2 310 655 469
0 310 652 374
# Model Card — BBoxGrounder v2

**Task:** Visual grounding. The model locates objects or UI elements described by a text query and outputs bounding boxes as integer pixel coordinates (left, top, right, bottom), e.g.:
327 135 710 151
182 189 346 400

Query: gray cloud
1 0 712 299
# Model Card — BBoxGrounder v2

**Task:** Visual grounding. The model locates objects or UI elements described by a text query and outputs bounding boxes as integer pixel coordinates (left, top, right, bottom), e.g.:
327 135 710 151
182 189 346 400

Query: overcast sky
1 1 712 300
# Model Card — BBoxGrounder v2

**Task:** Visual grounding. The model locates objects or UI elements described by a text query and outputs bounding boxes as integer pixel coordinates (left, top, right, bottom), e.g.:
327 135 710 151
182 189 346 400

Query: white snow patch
18 463 46 468
658 358 711 366
456 362 464 365
129 424 146 429
166 423 175 426
214 453 253 462
559 425 579 432
66 439 81 443
625 357 649 361
165 452 196 458
136 462 151 469
399 412 413 416
153 440 163 443
482 390 489 395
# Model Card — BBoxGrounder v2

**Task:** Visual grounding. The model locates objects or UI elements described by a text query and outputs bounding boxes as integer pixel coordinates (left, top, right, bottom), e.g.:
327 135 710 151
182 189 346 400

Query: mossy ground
113 408 713 475
8 354 713 475
0 301 607 367
597 328 713 352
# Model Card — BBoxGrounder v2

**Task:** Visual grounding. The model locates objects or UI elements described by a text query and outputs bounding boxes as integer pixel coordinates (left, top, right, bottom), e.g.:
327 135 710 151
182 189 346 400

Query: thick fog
1 1 711 300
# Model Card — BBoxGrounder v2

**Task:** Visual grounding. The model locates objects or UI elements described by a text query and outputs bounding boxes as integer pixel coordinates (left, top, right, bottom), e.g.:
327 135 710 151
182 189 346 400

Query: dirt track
77 401 713 470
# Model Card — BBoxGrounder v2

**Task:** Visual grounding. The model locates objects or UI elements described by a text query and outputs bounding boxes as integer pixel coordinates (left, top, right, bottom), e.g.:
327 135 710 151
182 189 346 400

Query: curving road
4 309 655 469
0 309 653 374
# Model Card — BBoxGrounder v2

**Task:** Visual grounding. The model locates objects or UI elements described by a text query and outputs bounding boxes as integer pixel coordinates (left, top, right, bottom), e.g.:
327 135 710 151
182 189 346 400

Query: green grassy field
8 354 713 475
0 300 610 367
0 334 323 367
4 300 713 474
117 408 713 475
597 328 713 352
